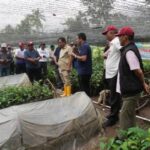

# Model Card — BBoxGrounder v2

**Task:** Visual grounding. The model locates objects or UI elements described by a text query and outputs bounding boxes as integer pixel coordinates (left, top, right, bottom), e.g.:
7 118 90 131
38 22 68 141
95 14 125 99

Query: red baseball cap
28 41 34 46
116 27 134 36
102 25 118 35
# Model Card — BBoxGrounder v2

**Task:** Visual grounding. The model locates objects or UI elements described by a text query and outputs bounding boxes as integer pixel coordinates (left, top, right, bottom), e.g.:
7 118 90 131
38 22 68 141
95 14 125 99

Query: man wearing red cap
116 27 150 130
24 41 41 82
15 42 26 74
102 25 122 127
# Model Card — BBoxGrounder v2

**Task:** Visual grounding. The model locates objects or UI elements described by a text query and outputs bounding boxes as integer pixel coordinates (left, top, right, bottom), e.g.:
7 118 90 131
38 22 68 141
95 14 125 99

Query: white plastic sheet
0 92 102 150
0 73 31 89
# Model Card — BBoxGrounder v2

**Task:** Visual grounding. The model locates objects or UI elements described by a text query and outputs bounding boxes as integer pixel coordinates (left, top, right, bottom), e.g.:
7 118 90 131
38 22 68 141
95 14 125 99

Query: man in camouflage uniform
57 37 73 97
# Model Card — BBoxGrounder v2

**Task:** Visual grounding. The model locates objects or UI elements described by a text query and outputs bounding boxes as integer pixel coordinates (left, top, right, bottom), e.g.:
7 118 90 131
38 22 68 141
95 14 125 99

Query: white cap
1 43 7 48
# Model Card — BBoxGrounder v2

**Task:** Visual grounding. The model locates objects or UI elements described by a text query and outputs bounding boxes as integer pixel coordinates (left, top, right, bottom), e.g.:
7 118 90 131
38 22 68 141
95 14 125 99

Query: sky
0 0 147 32
0 0 87 32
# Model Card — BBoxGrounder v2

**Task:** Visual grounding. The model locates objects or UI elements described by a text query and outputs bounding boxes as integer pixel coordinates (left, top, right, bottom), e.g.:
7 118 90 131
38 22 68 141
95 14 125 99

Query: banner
136 43 150 60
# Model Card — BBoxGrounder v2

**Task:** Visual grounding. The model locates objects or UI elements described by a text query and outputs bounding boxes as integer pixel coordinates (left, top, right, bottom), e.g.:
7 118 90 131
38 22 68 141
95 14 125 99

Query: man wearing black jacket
116 26 150 130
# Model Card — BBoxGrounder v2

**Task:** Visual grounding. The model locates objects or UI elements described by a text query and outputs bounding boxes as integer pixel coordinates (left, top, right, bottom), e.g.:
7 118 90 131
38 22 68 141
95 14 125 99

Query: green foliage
100 127 150 150
70 69 79 93
90 46 104 96
143 60 150 73
0 82 53 109
47 65 57 84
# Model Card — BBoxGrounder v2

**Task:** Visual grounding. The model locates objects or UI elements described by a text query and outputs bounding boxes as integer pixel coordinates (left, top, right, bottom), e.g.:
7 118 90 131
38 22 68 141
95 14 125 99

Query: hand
55 62 58 66
31 59 36 64
102 53 107 59
34 57 40 61
143 83 150 94
43 55 46 58
70 52 76 57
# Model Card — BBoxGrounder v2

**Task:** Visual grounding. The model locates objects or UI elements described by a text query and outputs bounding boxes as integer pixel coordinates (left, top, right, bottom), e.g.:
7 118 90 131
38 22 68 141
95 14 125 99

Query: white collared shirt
105 37 122 79
37 48 50 62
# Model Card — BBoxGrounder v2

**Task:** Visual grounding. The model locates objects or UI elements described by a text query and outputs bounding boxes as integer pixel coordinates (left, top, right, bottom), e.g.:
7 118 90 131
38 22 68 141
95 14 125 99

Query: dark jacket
0 51 13 68
119 42 143 96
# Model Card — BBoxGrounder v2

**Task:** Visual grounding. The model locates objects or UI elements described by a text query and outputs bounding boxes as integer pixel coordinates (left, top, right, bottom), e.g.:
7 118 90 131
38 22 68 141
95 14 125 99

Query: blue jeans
0 68 10 77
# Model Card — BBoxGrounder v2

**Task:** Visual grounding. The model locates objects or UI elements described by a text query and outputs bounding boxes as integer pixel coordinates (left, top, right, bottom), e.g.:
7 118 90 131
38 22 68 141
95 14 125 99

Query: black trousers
26 68 41 83
78 75 91 96
106 75 121 121
10 61 15 75
16 63 26 74
40 62 48 77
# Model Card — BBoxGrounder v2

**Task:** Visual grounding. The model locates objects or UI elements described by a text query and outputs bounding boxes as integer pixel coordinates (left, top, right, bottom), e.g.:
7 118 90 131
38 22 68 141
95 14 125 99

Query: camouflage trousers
59 70 71 86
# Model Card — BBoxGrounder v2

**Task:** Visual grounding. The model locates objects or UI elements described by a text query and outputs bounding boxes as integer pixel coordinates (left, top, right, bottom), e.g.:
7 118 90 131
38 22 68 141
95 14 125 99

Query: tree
28 9 46 32
81 0 116 26
16 9 45 34
64 11 89 31
2 25 15 34
16 16 32 34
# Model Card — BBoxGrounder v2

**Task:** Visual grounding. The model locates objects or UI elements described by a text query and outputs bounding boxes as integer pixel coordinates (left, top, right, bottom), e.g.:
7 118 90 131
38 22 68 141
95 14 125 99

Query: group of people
55 33 92 97
0 26 149 133
101 25 150 134
0 42 55 82
0 33 92 98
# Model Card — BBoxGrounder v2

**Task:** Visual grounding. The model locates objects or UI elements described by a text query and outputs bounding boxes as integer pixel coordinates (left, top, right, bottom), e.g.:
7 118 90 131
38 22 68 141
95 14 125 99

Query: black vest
119 42 144 96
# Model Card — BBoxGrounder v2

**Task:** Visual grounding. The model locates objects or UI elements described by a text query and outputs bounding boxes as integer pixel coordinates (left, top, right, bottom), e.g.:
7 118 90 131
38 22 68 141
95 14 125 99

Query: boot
66 85 72 96
60 85 67 97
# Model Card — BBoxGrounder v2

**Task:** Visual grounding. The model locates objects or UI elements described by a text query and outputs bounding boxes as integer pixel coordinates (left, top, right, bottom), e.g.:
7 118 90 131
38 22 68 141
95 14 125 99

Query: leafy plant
100 127 150 150
47 65 57 84
90 46 104 96
0 82 53 109
70 69 79 93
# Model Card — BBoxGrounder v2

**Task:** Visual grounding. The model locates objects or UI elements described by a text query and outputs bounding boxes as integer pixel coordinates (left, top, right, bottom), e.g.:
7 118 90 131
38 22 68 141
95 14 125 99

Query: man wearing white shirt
15 42 26 74
37 42 49 77
102 25 122 127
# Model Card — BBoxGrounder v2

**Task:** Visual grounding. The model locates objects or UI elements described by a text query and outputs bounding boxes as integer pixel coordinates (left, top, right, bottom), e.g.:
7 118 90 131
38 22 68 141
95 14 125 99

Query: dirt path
80 99 150 150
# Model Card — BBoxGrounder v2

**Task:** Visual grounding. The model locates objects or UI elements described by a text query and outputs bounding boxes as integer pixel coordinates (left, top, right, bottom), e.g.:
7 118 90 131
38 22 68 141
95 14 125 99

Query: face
1 47 7 52
105 31 115 41
58 40 65 48
19 45 25 50
51 47 55 51
8 47 11 51
28 44 34 51
70 44 74 47
41 44 45 50
76 36 82 46
119 35 127 46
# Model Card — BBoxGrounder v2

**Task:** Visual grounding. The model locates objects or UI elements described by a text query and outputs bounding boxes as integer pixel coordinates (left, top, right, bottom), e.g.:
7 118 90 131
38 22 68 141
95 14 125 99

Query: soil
79 97 150 150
